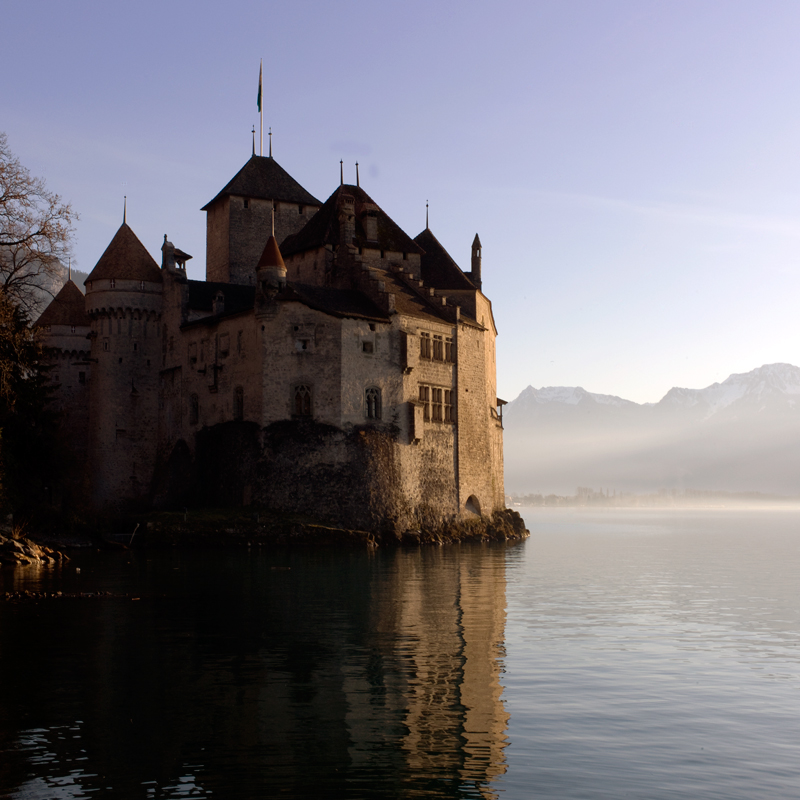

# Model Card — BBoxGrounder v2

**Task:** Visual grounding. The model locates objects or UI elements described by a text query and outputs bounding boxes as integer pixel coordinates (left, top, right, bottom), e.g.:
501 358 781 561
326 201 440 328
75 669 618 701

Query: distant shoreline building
37 151 506 534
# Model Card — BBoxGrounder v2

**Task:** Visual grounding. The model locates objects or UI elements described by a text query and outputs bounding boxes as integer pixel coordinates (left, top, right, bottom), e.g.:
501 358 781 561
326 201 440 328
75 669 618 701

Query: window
365 387 381 420
220 333 230 357
140 280 145 290
420 332 432 359
445 337 454 362
418 385 430 421
433 335 443 361
189 342 197 363
444 389 453 422
79 372 86 385
296 339 310 352
419 384 454 423
432 388 443 421
110 279 116 289
189 394 199 425
234 387 244 421
243 198 249 209
293 384 312 417
70 325 76 333
103 340 109 352
133 342 139 352
362 341 374 354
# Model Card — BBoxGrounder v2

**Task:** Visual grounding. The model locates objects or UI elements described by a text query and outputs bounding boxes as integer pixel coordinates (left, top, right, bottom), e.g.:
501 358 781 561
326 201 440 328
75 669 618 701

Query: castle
37 150 507 535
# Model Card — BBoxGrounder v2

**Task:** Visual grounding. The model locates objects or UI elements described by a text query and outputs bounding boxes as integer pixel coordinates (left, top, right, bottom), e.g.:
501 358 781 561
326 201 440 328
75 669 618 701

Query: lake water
1 508 799 799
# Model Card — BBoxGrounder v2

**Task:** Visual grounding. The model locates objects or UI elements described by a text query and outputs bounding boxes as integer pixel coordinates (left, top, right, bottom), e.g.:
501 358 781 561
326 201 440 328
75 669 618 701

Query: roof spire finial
356 162 360 187
340 160 343 186
252 126 255 156
123 195 127 224
269 127 272 158
426 200 429 230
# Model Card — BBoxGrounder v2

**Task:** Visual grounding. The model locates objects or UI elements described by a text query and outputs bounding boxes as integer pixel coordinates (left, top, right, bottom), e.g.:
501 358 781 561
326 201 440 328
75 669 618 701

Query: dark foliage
0 294 59 518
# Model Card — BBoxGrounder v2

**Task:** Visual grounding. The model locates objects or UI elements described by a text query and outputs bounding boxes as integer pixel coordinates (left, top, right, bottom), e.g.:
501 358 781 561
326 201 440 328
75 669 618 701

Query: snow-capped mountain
503 364 800 496
657 363 800 418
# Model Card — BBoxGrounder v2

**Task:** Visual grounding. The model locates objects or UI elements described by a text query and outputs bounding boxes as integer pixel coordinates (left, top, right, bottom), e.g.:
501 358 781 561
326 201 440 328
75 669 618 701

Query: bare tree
0 132 77 316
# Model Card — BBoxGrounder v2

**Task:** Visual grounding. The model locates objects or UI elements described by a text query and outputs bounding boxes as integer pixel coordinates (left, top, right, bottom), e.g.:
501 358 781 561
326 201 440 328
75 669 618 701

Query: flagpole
259 59 263 157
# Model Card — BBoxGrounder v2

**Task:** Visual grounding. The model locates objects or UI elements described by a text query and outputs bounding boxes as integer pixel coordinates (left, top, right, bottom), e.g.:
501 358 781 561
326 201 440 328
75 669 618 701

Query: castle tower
202 155 320 286
84 222 163 511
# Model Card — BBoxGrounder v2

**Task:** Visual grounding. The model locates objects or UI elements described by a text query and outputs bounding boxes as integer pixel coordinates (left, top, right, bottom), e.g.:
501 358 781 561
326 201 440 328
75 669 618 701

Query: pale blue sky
6 0 800 403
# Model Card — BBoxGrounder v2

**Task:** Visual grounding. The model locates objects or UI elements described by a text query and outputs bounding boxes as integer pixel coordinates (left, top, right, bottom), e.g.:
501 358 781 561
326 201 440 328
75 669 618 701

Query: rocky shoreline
1 507 529 562
128 507 529 549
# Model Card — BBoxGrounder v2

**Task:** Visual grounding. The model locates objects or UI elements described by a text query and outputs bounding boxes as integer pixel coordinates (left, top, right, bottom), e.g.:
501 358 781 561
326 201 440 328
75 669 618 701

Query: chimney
471 233 482 290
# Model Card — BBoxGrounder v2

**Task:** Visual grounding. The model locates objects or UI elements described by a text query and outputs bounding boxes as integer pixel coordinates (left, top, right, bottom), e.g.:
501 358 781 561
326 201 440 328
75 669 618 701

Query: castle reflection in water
0 542 515 799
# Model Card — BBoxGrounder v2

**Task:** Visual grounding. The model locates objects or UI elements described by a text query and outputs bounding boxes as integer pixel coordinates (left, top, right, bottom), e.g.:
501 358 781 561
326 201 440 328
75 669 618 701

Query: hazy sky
6 0 800 403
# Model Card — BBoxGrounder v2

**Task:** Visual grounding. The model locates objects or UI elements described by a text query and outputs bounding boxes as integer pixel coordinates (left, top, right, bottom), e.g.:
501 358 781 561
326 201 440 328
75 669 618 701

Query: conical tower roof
36 279 90 327
257 235 286 270
85 223 162 284
201 155 320 210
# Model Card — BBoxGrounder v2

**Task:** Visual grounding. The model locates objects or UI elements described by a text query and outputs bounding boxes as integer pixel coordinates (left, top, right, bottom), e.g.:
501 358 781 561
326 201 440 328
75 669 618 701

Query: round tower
84 221 163 511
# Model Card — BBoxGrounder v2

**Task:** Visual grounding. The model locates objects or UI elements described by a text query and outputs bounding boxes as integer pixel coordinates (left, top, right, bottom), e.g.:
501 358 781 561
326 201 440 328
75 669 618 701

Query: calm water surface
1 509 799 799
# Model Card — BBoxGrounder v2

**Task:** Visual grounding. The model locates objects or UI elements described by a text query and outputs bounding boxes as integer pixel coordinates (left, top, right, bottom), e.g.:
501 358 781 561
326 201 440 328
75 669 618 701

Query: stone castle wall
85 283 162 512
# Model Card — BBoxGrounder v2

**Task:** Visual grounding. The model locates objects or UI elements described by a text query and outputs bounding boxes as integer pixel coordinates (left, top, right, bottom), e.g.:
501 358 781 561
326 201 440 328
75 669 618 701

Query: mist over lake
503 364 800 497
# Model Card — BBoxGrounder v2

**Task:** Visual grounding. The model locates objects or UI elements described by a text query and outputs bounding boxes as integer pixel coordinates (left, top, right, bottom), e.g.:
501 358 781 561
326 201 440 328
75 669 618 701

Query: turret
256 233 287 303
470 233 482 290
83 222 163 511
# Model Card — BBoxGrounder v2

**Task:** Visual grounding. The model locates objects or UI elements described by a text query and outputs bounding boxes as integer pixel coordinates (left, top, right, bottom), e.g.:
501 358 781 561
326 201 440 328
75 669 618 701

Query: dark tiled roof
414 228 476 291
187 280 256 314
281 283 390 322
281 184 425 257
201 156 320 210
85 223 162 283
381 271 458 325
35 280 90 327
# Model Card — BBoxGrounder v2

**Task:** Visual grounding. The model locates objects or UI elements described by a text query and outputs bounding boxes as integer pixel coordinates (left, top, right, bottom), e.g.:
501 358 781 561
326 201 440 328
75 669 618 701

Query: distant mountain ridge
503 364 800 496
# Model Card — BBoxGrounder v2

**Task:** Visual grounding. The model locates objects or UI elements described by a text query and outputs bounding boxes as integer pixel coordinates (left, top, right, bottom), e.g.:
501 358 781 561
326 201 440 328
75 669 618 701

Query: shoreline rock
0 534 71 567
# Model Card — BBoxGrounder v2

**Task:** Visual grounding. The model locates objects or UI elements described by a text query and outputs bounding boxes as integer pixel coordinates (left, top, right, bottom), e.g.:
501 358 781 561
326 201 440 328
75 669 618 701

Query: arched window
365 387 381 420
189 394 199 425
293 384 312 417
234 386 244 421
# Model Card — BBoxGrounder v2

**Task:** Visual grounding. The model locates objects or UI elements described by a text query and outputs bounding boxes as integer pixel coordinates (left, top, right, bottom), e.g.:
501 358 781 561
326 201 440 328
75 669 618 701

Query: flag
257 61 262 113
